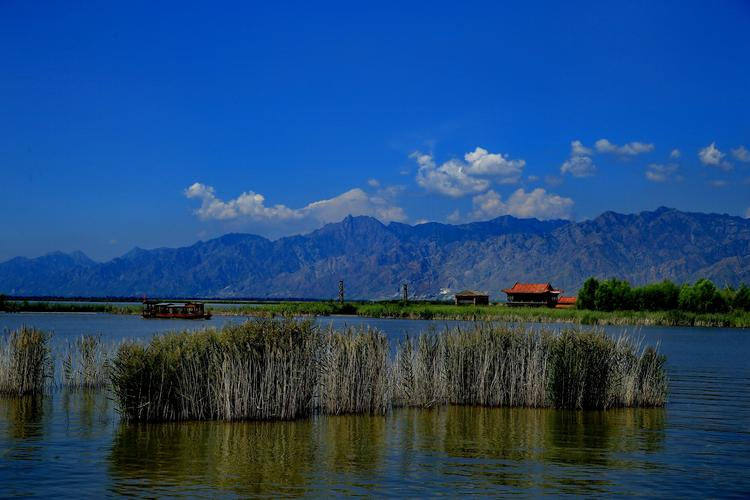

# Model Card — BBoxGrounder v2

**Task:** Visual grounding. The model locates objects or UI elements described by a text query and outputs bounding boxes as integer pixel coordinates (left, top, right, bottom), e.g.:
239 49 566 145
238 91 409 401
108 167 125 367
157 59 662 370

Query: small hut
556 296 577 309
454 290 490 305
502 282 562 307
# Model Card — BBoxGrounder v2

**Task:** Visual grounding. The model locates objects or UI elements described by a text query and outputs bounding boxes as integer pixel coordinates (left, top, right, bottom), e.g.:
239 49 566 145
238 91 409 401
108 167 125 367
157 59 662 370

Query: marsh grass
0 327 53 396
110 319 322 421
319 327 390 415
395 325 666 410
110 319 667 421
62 335 112 390
221 301 750 327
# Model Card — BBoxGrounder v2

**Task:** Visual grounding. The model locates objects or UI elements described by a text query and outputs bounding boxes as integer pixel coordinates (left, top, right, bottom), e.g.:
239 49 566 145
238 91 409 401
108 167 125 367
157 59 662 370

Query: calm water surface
0 312 748 497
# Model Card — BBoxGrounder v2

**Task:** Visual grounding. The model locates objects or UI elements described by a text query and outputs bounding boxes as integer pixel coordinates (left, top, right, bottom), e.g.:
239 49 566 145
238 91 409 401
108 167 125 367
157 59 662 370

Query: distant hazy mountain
1 207 749 299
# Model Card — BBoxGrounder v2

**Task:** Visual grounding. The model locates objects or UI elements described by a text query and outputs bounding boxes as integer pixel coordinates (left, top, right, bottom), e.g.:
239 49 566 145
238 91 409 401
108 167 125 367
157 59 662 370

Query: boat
142 300 212 319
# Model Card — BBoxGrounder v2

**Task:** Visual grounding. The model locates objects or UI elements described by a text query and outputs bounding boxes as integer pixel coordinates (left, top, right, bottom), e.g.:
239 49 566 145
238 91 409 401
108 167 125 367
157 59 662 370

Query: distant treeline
0 295 138 314
577 278 750 313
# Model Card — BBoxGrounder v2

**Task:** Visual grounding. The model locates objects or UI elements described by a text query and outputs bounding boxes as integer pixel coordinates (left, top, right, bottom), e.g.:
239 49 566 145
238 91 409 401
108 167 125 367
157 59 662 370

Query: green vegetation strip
219 301 750 327
110 319 666 422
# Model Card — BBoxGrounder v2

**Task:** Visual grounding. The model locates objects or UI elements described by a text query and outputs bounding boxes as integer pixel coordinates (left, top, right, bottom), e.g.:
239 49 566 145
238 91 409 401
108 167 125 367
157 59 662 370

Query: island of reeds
101 319 667 422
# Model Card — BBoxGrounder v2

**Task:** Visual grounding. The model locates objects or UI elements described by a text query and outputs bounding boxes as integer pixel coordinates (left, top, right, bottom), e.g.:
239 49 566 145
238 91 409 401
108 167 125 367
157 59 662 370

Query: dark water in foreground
1 313 749 497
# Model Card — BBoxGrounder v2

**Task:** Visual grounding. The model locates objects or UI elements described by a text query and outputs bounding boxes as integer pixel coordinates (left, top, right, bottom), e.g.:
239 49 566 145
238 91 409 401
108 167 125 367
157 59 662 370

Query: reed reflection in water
107 405 665 497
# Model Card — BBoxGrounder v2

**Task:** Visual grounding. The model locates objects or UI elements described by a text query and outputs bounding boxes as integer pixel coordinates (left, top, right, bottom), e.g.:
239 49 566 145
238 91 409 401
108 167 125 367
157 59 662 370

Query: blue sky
1 1 749 261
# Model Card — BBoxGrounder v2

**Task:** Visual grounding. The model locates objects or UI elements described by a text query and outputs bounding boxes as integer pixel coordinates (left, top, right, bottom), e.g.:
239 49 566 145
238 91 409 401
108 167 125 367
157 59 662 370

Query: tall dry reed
110 320 667 421
319 327 390 415
0 327 53 396
395 325 666 410
110 319 322 421
62 335 112 390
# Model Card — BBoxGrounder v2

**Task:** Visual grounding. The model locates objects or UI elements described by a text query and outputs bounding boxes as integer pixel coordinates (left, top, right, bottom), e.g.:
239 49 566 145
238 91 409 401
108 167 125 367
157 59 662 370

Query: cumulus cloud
670 149 681 159
367 178 380 188
699 142 733 170
732 145 750 163
413 147 525 197
561 154 597 177
645 163 679 183
446 210 462 223
185 183 407 228
595 139 655 156
470 188 574 220
184 183 299 221
560 140 597 177
571 140 592 156
710 179 728 188
545 175 563 186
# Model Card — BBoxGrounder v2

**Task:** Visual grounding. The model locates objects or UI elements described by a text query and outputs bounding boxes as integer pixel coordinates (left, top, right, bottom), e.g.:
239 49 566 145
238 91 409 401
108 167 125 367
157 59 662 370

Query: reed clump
394 325 666 410
110 320 667 422
110 319 322 421
62 335 112 390
0 327 53 396
319 328 390 415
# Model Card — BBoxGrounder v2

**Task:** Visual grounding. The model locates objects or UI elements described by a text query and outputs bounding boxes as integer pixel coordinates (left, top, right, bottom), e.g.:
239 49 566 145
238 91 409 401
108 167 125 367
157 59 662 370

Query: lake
1 312 749 497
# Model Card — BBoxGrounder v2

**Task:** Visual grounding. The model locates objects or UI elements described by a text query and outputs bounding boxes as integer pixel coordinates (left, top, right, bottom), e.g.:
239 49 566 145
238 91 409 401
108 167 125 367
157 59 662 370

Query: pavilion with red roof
501 282 563 307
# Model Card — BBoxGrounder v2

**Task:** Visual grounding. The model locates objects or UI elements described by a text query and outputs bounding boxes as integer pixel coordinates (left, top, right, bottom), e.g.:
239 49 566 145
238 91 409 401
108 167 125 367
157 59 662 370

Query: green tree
678 279 728 314
733 284 750 311
634 280 680 311
594 278 633 311
577 277 599 310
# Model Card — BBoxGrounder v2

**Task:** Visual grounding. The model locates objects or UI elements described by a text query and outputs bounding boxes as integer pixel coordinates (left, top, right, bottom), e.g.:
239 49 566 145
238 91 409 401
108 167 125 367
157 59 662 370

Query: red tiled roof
558 296 577 304
502 282 555 294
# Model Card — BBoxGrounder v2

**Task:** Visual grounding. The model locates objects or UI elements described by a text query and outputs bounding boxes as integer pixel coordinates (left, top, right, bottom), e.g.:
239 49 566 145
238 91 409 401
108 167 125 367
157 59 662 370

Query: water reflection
107 405 665 496
1 396 48 441
109 419 319 496
61 390 112 437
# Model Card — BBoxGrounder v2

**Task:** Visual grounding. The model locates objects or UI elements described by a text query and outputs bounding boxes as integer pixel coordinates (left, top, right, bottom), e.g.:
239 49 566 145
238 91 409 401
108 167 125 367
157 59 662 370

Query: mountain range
2 207 749 299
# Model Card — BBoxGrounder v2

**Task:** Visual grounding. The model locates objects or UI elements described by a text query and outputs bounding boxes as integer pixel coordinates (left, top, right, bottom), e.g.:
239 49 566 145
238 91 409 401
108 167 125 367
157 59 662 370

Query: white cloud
595 138 655 156
470 188 574 220
698 142 723 164
710 179 728 188
571 140 592 156
745 207 750 218
699 142 733 170
185 183 407 227
367 178 380 188
413 147 525 197
670 149 681 159
545 175 563 186
560 140 596 177
446 210 462 223
645 163 679 183
732 145 750 163
560 155 597 177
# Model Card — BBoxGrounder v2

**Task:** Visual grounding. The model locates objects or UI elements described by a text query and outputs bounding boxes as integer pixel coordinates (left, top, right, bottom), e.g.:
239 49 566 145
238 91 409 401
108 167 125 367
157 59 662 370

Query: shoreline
3 301 749 328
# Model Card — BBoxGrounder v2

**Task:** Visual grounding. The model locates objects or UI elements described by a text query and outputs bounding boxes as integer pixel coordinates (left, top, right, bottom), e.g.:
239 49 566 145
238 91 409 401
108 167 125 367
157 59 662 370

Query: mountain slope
1 208 748 299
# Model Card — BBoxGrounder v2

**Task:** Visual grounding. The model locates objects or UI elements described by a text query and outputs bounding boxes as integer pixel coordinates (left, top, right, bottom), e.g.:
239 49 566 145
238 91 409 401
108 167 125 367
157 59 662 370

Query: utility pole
402 283 408 303
338 280 345 304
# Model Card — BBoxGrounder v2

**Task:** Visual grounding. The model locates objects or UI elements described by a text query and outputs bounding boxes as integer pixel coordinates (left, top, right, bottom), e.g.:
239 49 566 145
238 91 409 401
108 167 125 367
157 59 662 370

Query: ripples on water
0 313 749 497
